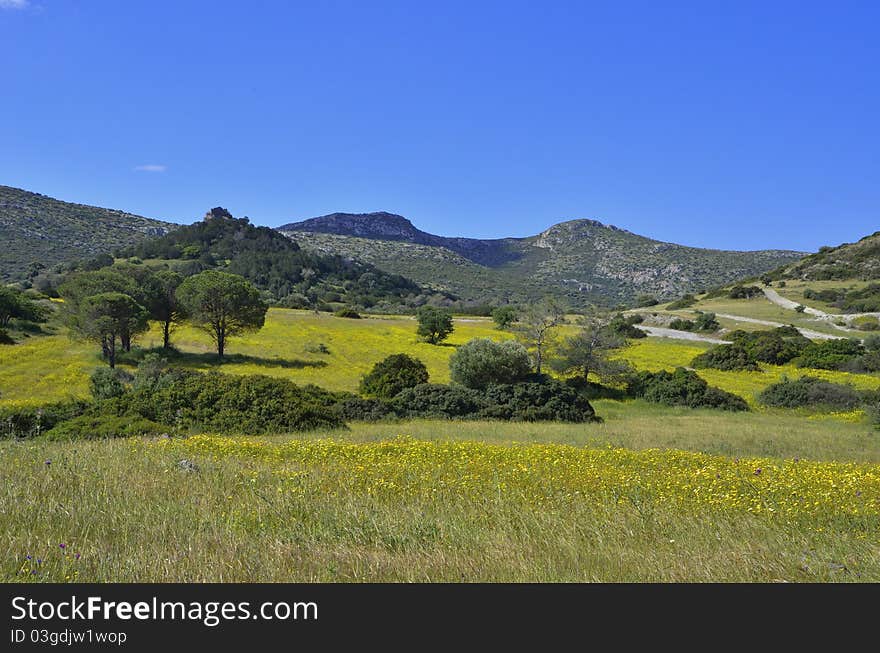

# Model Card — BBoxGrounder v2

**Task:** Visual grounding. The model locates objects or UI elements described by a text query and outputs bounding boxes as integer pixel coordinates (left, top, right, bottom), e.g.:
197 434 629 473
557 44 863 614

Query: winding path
635 325 731 344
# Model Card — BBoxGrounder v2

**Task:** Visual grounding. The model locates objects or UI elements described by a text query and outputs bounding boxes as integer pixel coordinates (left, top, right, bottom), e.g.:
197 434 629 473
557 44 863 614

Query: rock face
204 207 234 221
280 212 807 307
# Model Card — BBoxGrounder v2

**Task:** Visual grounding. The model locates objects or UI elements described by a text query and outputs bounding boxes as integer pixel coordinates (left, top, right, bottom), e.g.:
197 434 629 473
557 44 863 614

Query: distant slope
0 185 175 280
776 231 880 281
280 212 805 307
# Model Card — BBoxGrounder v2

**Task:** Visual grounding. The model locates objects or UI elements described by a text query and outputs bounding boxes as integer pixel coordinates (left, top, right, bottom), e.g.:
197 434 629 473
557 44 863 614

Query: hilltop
280 212 805 307
0 185 175 280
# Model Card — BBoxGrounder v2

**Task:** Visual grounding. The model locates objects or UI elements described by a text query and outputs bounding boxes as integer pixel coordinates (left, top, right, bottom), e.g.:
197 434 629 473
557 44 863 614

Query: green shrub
491 305 518 330
44 414 167 440
449 339 532 390
392 383 487 418
797 339 865 370
693 311 720 332
89 367 132 400
629 368 748 411
359 354 429 399
668 318 694 331
691 343 759 371
608 313 647 339
758 376 863 410
334 307 362 319
121 372 345 433
0 329 13 345
634 294 659 308
0 400 90 439
480 379 600 422
666 294 696 310
334 395 394 421
728 285 762 299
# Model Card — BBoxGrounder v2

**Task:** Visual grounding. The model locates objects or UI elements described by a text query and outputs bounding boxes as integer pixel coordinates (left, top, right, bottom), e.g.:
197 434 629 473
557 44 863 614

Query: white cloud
134 164 167 173
0 1 30 9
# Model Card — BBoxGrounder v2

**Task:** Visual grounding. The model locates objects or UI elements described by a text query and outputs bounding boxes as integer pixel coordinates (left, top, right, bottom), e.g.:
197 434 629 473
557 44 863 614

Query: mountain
776 231 880 281
119 209 429 310
279 212 806 307
0 185 175 280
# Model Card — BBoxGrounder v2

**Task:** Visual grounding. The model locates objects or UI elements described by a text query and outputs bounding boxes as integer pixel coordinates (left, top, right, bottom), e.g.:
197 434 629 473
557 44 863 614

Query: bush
0 329 13 345
728 285 762 299
333 394 394 421
121 372 346 434
89 367 133 400
480 379 600 422
608 313 647 339
44 414 167 440
491 305 518 330
359 354 429 399
392 383 487 418
691 343 759 371
693 311 720 332
668 318 694 331
0 400 90 439
797 339 865 370
666 294 696 310
449 339 531 389
758 376 863 410
629 368 748 411
635 294 659 307
334 307 362 319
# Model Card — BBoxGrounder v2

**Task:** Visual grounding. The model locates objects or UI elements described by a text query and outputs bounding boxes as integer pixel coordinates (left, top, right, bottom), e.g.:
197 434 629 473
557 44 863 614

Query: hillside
0 185 175 280
279 212 805 308
119 208 429 310
775 231 880 281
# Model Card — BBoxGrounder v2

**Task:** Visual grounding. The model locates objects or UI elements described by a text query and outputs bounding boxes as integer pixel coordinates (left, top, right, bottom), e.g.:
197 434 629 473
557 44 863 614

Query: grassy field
5 308 880 582
0 309 511 406
3 418 880 582
617 338 880 407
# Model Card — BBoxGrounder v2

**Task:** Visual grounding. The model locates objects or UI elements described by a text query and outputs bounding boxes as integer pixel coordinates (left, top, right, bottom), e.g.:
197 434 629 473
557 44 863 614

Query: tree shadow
121 347 327 370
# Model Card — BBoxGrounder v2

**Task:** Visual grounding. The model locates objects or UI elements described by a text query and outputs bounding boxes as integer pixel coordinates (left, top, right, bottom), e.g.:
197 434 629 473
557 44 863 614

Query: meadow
3 425 880 582
4 307 880 582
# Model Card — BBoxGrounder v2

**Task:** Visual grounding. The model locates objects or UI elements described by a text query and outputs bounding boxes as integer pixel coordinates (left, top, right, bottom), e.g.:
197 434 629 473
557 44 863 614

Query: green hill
0 185 175 280
280 213 805 308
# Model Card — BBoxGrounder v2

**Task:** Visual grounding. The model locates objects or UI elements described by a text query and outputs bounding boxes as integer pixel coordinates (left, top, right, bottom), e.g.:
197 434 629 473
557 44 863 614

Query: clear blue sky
2 1 878 251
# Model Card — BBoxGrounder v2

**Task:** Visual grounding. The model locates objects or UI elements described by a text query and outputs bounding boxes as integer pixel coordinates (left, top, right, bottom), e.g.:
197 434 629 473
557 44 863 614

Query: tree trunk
535 343 543 375
217 330 225 358
108 336 116 369
163 320 171 349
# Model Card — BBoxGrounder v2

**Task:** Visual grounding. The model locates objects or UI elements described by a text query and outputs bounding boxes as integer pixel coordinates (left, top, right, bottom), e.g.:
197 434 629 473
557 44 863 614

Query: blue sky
1 1 878 251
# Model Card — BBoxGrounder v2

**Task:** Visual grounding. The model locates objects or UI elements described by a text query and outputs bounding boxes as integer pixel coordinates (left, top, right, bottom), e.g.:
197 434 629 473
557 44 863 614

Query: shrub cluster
691 327 811 371
359 354 429 399
392 378 600 423
628 368 749 411
758 376 864 410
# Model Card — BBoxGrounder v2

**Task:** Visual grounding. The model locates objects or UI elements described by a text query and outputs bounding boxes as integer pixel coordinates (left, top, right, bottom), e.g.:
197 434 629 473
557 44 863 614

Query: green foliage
693 311 720 332
391 383 486 418
0 400 90 439
176 271 268 357
797 339 865 371
634 294 659 307
549 321 629 383
758 376 864 410
491 305 518 330
359 354 429 399
89 368 132 400
0 285 49 327
692 327 811 371
334 307 362 319
0 329 13 345
416 305 454 344
728 285 762 299
794 304 806 313
44 414 167 440
392 379 599 423
629 368 749 411
608 313 648 339
666 294 696 310
449 338 531 389
852 316 880 331
668 318 695 331
118 372 346 434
